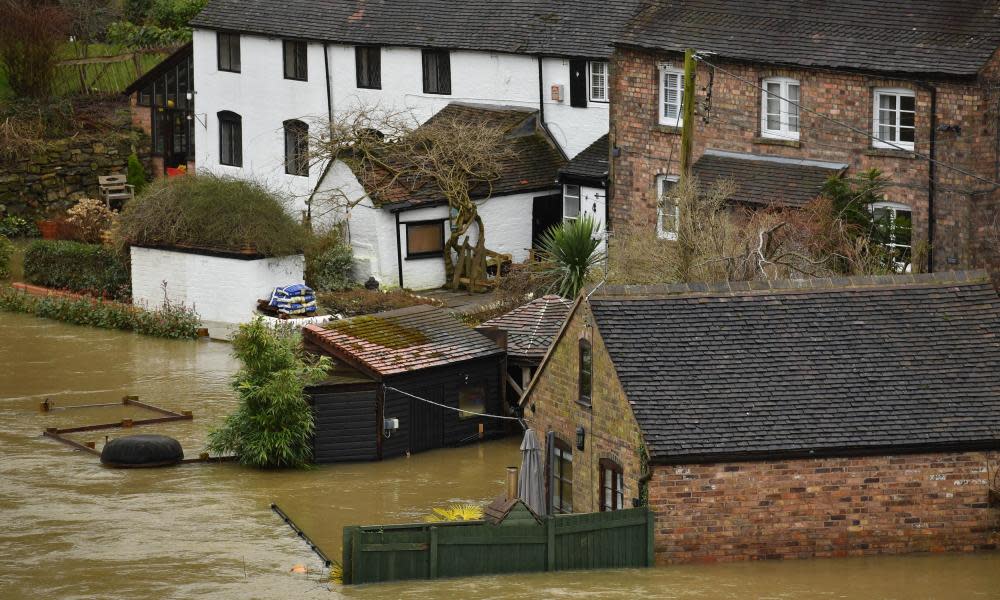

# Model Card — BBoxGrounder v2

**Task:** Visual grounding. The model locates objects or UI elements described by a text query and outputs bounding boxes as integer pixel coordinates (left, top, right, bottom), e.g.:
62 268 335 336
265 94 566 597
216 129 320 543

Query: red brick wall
650 452 1000 564
523 301 645 514
609 47 1000 274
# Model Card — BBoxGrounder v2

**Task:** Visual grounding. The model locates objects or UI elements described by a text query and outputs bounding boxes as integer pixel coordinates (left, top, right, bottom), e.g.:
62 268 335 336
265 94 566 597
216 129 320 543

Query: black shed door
409 388 445 453
569 58 588 108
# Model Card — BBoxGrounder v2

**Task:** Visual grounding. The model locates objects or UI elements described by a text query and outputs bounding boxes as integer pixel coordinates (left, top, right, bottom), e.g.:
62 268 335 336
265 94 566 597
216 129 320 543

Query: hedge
23 240 130 301
0 286 201 339
0 235 12 280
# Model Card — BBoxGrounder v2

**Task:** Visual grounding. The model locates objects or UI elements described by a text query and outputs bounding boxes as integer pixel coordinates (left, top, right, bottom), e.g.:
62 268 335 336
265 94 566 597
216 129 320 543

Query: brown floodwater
2 312 999 599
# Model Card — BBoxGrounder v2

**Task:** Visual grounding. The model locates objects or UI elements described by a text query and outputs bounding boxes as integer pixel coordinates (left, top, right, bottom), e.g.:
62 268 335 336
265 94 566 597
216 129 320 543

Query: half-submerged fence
342 506 653 584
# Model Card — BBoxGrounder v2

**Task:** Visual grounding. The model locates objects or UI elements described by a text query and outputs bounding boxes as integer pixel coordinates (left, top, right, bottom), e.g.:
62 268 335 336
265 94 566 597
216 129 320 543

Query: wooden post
428 526 438 579
679 48 698 181
545 517 556 571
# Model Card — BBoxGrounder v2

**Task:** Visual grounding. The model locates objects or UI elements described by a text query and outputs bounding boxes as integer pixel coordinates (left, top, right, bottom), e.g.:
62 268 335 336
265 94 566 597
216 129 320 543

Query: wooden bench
98 174 134 208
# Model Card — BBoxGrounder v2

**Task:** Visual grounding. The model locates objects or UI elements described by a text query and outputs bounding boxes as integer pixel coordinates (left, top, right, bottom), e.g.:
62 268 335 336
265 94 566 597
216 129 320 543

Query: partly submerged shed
303 304 507 462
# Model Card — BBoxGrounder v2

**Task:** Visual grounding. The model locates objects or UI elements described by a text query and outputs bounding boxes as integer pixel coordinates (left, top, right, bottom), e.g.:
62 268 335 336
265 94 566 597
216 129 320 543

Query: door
409 387 444 453
532 193 563 250
158 110 188 169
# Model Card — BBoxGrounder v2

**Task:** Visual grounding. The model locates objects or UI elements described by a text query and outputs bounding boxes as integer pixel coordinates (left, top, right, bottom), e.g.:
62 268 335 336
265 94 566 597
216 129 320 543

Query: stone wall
523 300 645 514
0 134 148 219
609 47 1000 274
650 451 1000 565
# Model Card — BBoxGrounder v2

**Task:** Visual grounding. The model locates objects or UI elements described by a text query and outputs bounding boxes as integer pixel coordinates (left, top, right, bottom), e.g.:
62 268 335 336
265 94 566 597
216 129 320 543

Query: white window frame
872 88 916 151
588 61 609 102
760 77 800 140
563 184 581 220
656 175 679 240
870 201 912 272
658 65 684 127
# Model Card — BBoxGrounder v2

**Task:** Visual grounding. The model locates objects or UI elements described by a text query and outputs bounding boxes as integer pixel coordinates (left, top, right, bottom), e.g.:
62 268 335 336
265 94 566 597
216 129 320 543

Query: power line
694 56 1000 190
383 385 524 426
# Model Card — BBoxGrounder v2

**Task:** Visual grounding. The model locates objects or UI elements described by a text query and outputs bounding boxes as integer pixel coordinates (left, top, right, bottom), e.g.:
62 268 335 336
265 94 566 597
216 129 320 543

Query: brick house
608 0 1000 274
520 272 1000 563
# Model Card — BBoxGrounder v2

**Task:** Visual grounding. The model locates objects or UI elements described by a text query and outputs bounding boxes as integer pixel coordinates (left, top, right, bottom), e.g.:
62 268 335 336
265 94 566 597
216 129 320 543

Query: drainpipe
922 82 937 272
537 56 568 160
395 211 404 288
304 42 336 228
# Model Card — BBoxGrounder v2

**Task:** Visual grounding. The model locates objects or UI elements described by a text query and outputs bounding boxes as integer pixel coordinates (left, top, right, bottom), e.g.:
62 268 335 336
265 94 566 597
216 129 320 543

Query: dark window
217 32 240 72
138 85 152 106
283 40 308 81
599 459 624 511
578 338 592 406
218 111 242 167
356 46 381 89
422 49 451 95
458 386 485 419
283 120 309 177
552 437 573 514
405 220 445 258
569 58 588 108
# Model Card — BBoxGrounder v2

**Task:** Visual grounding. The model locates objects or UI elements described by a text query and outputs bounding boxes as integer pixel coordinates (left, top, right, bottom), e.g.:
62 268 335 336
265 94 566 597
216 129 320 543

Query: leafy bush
0 235 12 280
0 215 37 238
207 318 330 468
0 1 70 98
0 286 200 339
116 175 307 257
23 240 130 300
535 214 604 299
65 198 117 244
316 288 441 317
305 229 354 292
127 152 148 194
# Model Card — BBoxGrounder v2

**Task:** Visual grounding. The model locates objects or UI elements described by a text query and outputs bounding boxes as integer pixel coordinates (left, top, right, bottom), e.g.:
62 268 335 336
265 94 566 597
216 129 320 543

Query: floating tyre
100 434 183 468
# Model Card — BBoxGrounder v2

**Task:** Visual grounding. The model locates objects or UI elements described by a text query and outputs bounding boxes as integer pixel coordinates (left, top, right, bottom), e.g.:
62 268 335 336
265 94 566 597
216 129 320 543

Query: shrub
0 214 37 238
65 198 117 244
0 1 70 98
0 234 12 280
535 214 604 299
316 288 441 317
127 152 148 194
0 286 200 339
305 228 354 292
23 240 130 300
207 318 330 468
116 175 307 257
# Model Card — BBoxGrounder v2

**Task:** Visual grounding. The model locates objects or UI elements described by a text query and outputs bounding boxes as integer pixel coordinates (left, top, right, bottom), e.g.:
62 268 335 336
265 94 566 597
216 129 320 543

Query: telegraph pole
679 48 697 182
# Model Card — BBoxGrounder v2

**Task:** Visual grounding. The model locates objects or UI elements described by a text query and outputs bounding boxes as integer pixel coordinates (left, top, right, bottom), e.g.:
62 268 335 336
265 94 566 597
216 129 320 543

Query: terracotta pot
37 220 58 240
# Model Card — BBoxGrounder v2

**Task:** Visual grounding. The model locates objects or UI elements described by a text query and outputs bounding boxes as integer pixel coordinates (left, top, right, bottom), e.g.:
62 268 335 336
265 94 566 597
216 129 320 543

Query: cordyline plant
307 106 514 286
535 214 605 299
207 318 331 469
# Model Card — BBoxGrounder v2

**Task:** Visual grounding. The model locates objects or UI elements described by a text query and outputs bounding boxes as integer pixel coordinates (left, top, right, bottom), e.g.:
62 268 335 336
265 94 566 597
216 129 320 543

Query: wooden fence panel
342 507 652 585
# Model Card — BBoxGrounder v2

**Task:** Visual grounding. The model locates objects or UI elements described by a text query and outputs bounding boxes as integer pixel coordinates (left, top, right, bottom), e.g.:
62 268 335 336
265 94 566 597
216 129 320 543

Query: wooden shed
303 305 507 463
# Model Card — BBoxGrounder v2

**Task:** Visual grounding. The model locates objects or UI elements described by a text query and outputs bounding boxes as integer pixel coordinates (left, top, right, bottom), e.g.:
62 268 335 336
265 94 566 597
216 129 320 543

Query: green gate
342 506 654 584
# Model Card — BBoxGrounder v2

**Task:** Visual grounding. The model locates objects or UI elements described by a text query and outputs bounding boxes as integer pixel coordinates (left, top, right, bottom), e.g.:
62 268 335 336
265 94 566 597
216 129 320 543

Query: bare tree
310 106 515 287
0 1 70 98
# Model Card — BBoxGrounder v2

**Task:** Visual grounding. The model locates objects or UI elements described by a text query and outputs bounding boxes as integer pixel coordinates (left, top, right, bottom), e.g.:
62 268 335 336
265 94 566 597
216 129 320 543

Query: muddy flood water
2 312 999 599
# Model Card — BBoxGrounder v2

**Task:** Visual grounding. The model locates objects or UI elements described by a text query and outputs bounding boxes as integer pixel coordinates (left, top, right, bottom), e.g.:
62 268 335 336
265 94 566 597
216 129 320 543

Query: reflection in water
2 312 999 599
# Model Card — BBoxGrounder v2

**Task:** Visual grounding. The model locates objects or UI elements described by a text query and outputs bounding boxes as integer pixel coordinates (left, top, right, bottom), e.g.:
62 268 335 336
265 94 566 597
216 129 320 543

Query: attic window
217 32 240 73
588 61 609 102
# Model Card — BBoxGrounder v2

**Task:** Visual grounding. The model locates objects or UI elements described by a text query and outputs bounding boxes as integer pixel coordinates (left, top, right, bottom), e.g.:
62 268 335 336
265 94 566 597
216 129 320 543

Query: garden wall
0 136 148 219
130 246 304 325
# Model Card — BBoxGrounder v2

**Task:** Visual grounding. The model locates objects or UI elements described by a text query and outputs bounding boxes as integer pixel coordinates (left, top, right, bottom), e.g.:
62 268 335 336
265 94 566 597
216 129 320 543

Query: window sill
653 124 682 135
423 91 452 96
284 76 309 82
753 136 801 148
866 148 917 159
357 84 382 90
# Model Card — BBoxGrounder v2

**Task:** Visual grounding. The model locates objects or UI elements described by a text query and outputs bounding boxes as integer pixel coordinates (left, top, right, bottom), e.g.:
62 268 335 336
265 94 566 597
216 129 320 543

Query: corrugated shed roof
589 271 1000 462
693 150 846 208
619 0 1000 76
191 0 644 58
304 304 503 377
479 295 573 361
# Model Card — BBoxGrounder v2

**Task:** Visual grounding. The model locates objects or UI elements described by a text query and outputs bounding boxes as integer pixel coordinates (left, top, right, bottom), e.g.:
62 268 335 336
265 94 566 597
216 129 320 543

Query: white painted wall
563 183 608 252
130 246 304 325
192 30 610 201
317 160 557 290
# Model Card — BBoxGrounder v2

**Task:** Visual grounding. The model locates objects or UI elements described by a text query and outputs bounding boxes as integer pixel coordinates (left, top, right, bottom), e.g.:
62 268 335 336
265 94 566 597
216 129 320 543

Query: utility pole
679 48 697 182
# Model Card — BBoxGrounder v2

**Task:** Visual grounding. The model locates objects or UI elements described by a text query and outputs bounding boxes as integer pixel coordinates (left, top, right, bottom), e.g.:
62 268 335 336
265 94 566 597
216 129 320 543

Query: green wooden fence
342 506 654 584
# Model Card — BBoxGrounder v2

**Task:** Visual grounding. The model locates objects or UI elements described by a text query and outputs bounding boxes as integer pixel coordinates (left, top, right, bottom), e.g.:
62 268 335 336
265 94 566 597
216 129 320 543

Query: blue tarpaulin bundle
269 284 318 315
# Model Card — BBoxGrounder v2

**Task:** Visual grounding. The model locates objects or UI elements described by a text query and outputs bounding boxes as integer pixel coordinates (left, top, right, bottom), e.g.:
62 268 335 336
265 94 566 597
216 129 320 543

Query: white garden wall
130 246 305 326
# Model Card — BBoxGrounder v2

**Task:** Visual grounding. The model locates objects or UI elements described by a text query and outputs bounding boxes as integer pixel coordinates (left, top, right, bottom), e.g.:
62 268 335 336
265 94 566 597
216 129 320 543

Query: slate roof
367 104 565 211
620 0 1000 76
559 134 609 185
191 0 643 58
478 295 573 362
693 150 846 208
304 304 503 378
589 271 1000 463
